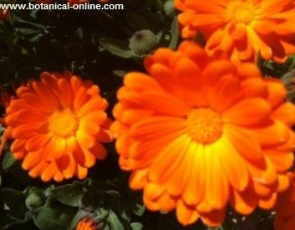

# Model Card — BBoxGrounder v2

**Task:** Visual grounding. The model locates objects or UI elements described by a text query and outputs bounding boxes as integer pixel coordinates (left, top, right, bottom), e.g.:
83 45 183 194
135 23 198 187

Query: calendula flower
112 41 295 227
175 0 295 63
5 72 110 182
76 218 97 230
275 173 295 230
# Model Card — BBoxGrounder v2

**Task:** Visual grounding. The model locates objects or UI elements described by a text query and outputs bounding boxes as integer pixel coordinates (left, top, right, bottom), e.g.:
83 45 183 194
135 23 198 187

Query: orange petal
22 150 42 170
41 163 56 182
183 143 205 206
76 165 88 180
231 185 258 215
176 200 199 226
200 209 226 227
129 170 148 190
157 192 176 212
148 135 190 184
259 193 277 210
272 102 295 126
266 79 287 108
199 146 229 211
223 98 271 126
225 125 264 164
214 137 249 191
207 74 242 112
267 151 294 172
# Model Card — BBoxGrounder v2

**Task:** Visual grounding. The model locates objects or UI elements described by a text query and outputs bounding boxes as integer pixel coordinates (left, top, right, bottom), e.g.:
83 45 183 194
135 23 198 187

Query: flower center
226 1 258 24
186 108 223 144
49 109 78 137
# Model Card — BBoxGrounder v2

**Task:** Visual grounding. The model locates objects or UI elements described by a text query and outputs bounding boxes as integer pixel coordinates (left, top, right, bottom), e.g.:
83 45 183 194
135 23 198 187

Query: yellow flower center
49 109 78 137
186 108 223 144
226 1 258 24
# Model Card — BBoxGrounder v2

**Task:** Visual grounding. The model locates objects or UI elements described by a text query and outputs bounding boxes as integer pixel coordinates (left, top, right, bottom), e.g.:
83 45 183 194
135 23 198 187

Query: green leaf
0 124 4 134
2 151 17 171
50 182 86 207
100 38 135 59
164 0 175 17
25 189 45 210
131 222 143 230
168 17 180 49
33 203 76 230
107 210 124 230
95 207 109 220
133 203 145 217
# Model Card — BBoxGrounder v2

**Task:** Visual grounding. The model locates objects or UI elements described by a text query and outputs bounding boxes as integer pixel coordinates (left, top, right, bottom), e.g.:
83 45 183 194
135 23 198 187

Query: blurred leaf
131 222 143 230
129 30 159 55
95 207 109 220
100 38 135 59
49 182 87 208
0 124 4 134
33 202 76 230
25 187 45 211
282 69 295 102
2 151 17 171
168 17 179 49
164 0 175 17
106 210 124 230
133 203 145 217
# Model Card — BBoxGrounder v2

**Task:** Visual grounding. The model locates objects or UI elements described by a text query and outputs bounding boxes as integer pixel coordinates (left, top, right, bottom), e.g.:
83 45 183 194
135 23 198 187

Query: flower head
176 0 295 63
112 41 295 226
76 218 97 230
275 173 295 230
5 72 110 182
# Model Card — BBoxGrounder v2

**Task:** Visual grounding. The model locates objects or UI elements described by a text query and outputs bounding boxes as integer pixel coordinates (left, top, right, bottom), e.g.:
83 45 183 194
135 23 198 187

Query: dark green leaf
100 38 135 59
50 182 86 207
107 210 124 230
2 151 17 171
33 203 76 230
133 204 145 217
168 17 179 49
131 222 143 230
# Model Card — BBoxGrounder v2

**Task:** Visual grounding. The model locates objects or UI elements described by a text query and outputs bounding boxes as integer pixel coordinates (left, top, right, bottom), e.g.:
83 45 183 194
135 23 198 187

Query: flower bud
129 30 158 55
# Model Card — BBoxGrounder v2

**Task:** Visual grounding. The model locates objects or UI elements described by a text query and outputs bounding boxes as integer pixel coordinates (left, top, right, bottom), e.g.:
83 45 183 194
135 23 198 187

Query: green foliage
2 151 17 171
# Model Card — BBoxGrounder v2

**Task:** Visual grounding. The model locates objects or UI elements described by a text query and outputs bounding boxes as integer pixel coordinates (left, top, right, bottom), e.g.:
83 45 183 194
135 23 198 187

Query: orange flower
112 41 295 227
76 218 97 230
5 72 110 182
275 173 295 230
175 0 295 63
